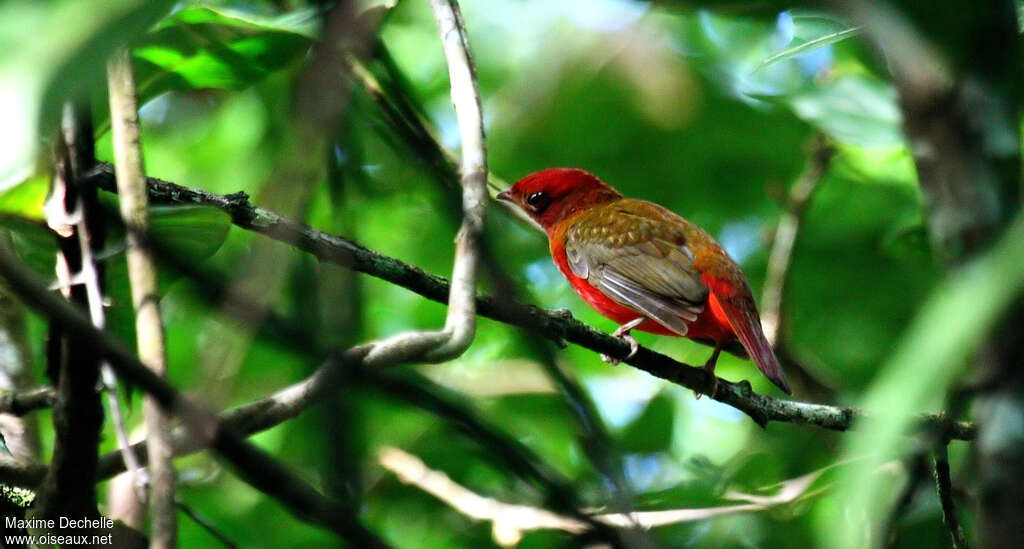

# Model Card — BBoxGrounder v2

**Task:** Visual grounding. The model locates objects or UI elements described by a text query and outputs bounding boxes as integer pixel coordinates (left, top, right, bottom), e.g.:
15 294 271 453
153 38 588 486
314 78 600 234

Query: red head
497 168 622 231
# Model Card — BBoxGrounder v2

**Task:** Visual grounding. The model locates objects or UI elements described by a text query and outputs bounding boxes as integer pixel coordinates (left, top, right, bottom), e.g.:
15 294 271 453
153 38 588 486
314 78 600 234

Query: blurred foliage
0 0 1013 547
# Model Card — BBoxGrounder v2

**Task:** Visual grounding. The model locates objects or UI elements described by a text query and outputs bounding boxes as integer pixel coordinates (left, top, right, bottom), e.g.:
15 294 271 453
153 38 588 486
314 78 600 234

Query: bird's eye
526 191 547 209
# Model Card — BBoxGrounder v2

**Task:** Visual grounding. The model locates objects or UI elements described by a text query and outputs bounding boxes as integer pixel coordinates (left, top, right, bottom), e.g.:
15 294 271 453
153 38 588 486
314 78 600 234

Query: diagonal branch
0 348 607 543
84 164 975 441
176 500 237 549
0 245 387 547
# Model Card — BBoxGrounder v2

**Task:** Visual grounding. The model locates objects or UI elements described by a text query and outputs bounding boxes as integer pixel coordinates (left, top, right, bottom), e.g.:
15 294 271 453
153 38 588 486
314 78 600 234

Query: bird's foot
693 369 719 400
693 346 723 400
601 319 643 365
598 333 634 364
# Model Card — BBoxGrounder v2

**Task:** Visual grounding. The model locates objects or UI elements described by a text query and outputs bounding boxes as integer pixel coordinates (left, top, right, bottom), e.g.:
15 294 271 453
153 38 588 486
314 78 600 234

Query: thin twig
380 446 585 546
933 444 968 549
761 134 834 347
761 133 837 396
363 366 612 537
176 499 238 549
84 165 976 441
361 0 487 366
379 445 822 545
345 52 513 198
103 370 146 505
108 47 177 546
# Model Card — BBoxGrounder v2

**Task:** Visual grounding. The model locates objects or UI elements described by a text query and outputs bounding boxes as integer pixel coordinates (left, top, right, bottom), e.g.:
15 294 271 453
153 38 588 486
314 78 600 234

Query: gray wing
565 237 708 335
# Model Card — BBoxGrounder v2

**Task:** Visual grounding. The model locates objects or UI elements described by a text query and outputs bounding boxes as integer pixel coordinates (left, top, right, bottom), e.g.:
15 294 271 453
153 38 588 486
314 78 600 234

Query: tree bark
34 101 106 537
107 48 177 548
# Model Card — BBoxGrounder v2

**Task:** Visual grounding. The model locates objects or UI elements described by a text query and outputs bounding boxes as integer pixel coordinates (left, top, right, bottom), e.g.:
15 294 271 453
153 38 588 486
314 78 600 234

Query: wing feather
565 213 708 335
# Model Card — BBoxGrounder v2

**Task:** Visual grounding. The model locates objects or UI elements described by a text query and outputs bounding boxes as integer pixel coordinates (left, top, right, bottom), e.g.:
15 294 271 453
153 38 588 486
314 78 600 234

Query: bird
497 168 791 396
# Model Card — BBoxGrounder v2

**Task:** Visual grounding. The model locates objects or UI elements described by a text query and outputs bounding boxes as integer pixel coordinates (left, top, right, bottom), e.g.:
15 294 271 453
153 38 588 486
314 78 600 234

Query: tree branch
0 388 56 417
0 353 608 543
0 236 44 463
107 47 177 546
84 164 975 440
933 444 968 549
87 360 612 541
360 0 488 366
176 500 237 549
0 245 387 547
35 101 105 526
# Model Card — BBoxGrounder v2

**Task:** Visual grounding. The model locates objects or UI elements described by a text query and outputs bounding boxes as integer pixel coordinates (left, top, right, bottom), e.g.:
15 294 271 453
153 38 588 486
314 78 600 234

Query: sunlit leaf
131 6 316 109
761 11 862 68
771 75 904 146
761 26 861 67
0 174 48 220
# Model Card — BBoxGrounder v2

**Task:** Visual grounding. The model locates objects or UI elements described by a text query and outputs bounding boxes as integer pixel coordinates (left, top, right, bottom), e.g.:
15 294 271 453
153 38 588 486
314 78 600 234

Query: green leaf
774 75 904 146
131 6 316 105
0 174 48 220
0 203 230 286
830 144 918 186
0 0 173 185
147 204 231 263
760 25 862 68
0 215 56 277
617 391 675 454
103 204 231 347
38 1 177 131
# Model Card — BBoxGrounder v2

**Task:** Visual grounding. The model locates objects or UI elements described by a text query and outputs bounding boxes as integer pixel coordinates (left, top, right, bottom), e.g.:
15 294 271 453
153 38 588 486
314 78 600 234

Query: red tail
717 294 791 394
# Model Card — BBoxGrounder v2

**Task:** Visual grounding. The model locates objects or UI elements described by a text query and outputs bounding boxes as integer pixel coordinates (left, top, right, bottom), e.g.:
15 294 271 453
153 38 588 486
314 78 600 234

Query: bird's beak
496 189 513 202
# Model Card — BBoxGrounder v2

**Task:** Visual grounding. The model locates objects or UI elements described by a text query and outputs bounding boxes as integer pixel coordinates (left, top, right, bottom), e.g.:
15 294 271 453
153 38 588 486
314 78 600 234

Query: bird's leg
601 317 645 365
694 342 723 399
